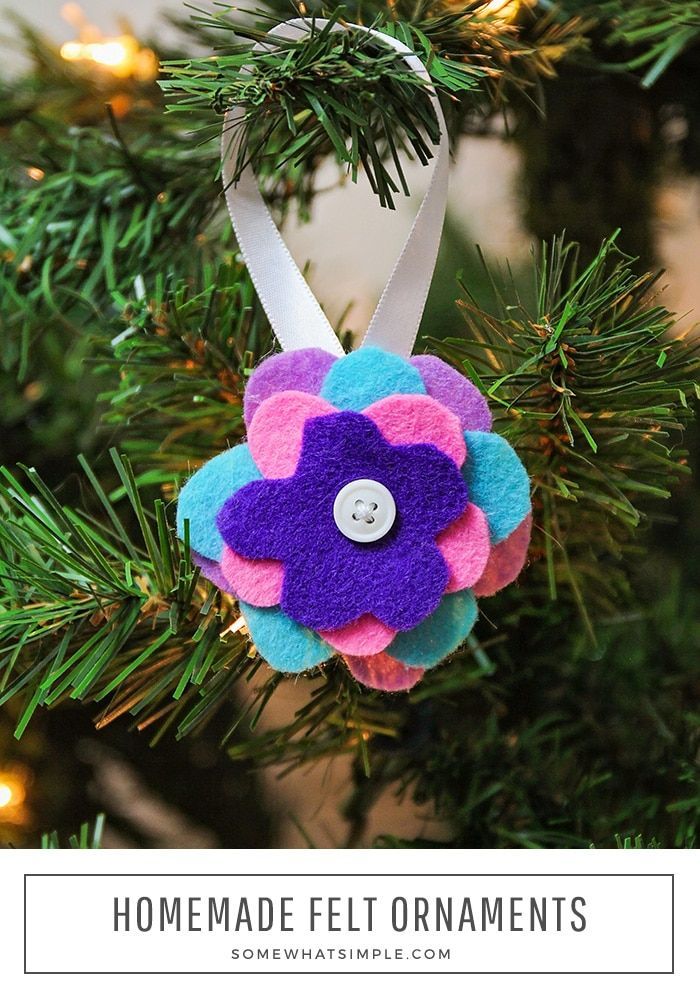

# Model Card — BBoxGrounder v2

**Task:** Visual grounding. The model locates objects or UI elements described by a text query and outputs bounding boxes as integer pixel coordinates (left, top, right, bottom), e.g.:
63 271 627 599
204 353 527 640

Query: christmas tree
1 0 699 848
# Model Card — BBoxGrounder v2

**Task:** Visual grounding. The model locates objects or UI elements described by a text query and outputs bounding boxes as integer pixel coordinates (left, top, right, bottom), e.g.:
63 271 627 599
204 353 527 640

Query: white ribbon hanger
221 17 449 359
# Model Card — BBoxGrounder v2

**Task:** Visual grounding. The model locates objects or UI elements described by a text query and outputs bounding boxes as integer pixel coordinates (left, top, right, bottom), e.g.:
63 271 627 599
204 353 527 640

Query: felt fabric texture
220 545 284 607
240 601 332 672
473 513 532 597
363 394 466 468
180 342 533 689
176 444 262 561
320 614 396 656
411 354 492 432
462 431 531 544
320 345 426 411
387 589 478 668
243 348 337 426
344 652 425 692
192 551 233 593
247 390 337 478
437 502 491 593
283 540 449 632
218 410 468 632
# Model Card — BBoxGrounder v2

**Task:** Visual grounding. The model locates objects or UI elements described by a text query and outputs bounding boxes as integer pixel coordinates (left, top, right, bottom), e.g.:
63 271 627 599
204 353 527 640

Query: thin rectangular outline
23 872 674 976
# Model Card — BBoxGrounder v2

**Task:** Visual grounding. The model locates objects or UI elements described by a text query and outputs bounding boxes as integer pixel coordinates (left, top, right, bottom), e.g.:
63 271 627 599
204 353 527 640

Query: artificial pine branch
97 261 272 475
41 813 105 849
161 3 587 207
556 0 700 86
0 113 219 322
162 0 700 213
440 233 700 629
0 451 251 741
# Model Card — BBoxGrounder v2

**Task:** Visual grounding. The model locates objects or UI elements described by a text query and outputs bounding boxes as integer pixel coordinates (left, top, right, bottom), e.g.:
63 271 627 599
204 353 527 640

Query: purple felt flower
217 410 469 632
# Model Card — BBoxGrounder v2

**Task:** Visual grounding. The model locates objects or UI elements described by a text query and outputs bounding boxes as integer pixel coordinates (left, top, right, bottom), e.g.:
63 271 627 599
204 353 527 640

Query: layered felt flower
177 346 532 692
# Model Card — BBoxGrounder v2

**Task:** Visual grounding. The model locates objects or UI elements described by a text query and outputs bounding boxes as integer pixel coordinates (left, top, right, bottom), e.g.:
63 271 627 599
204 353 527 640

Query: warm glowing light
23 381 45 402
89 40 129 67
0 768 29 826
60 35 156 78
60 40 83 60
480 0 518 18
59 6 157 80
26 166 45 181
476 0 533 22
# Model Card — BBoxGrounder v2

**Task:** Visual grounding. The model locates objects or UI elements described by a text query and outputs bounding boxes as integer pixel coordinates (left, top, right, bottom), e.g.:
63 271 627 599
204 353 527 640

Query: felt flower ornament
177 346 532 693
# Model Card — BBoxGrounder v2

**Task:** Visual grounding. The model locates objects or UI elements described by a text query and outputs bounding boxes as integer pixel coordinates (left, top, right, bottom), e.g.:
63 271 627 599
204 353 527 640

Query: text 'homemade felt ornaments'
177 18 532 693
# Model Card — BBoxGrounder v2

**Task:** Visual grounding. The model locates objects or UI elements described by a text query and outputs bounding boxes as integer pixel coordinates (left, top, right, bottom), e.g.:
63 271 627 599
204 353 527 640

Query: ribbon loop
221 17 449 358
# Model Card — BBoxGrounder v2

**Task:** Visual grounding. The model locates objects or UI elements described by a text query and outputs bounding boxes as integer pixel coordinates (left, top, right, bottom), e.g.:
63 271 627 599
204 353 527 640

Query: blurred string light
59 3 157 80
476 0 536 22
0 765 30 827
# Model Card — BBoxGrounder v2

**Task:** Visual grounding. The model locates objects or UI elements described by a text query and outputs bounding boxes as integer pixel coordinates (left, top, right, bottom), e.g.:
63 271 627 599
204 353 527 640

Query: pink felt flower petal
344 652 425 692
247 390 337 478
362 394 466 468
437 502 491 593
220 545 284 607
473 513 532 597
320 614 397 655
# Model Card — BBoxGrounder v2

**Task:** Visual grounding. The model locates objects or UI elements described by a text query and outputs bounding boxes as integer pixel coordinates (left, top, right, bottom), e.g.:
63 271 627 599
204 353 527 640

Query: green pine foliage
556 0 700 87
41 813 105 849
100 262 272 474
0 450 255 744
449 234 700 630
162 3 587 208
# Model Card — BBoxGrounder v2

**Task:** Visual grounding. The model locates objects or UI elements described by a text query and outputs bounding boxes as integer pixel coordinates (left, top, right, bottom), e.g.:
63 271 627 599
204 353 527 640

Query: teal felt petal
240 602 332 673
463 431 531 544
176 445 262 560
387 590 478 668
320 345 426 410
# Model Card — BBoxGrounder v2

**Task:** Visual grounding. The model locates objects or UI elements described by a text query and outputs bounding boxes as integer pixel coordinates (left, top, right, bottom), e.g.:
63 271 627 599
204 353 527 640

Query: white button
333 479 396 543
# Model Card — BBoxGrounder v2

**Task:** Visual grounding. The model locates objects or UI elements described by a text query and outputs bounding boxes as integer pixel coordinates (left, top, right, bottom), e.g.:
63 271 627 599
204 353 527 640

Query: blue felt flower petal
240 601 332 673
320 345 426 411
463 431 531 544
387 590 478 668
176 444 262 561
